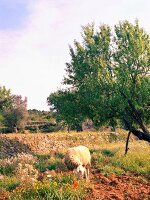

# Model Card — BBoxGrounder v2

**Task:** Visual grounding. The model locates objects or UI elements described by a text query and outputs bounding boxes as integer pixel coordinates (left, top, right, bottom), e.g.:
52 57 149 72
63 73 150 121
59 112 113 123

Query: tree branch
123 115 150 143
120 90 149 134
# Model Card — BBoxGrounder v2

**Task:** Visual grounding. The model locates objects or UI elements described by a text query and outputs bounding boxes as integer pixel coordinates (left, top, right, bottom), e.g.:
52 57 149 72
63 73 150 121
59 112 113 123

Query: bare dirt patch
86 170 150 200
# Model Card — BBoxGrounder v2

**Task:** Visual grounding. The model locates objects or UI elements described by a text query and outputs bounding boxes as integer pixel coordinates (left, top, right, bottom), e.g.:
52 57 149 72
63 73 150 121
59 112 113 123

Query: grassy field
0 130 150 199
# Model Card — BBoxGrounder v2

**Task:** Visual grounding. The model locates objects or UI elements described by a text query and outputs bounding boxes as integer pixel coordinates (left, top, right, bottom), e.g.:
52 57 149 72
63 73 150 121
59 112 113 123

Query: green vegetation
91 141 150 175
0 164 15 176
9 175 85 200
0 18 149 198
0 177 20 192
0 131 149 199
47 20 150 141
35 156 61 172
0 86 29 133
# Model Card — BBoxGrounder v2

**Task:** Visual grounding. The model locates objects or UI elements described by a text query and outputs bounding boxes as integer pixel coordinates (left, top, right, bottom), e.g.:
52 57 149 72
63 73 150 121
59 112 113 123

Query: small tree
47 90 84 132
0 86 12 110
4 95 29 132
0 86 13 127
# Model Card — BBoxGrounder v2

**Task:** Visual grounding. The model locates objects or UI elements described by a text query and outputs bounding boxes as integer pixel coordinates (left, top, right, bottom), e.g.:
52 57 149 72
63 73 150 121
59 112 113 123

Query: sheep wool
64 145 91 179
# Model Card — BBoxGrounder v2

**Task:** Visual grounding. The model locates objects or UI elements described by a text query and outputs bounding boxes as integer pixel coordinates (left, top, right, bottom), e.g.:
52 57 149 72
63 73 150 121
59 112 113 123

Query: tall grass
92 141 150 175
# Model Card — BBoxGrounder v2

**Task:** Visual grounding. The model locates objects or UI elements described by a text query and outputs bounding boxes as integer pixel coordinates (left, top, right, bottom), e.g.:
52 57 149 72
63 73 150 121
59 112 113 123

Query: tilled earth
85 170 150 200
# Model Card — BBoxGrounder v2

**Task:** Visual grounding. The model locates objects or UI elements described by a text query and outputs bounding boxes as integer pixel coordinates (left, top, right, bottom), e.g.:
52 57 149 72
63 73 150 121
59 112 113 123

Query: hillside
0 130 149 199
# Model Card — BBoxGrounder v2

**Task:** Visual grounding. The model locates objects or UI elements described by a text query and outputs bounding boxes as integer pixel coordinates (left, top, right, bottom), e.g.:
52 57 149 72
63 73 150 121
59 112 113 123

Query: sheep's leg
85 168 88 179
86 166 90 180
87 168 89 179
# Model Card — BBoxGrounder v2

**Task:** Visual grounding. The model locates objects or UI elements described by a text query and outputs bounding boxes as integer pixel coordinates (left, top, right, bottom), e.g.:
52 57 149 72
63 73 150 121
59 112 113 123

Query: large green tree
63 20 150 142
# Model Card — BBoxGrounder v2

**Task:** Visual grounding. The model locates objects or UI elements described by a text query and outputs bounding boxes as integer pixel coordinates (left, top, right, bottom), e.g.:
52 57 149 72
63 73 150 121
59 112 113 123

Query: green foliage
0 86 13 127
101 149 117 157
47 90 84 131
119 152 150 174
10 175 85 200
108 132 119 142
113 21 150 128
64 23 113 127
26 110 59 133
3 95 29 132
28 109 55 123
0 177 20 192
48 20 150 133
101 165 124 176
35 156 61 172
0 164 15 176
0 86 31 133
92 142 150 175
0 113 4 125
0 86 12 111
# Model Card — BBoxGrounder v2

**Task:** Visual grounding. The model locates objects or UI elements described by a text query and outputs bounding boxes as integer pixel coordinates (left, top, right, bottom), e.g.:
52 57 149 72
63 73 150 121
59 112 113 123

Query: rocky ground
0 130 130 158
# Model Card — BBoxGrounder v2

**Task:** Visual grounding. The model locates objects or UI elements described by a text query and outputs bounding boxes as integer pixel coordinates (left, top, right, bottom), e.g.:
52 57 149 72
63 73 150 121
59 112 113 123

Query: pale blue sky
0 1 29 29
0 0 149 110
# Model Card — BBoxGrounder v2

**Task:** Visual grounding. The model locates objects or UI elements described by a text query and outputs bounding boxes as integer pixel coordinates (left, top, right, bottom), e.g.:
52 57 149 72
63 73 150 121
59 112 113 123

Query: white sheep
64 145 91 179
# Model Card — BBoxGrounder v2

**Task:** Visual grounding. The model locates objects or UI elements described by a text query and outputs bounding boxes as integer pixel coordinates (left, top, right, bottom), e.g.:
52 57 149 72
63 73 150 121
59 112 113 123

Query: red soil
85 170 150 200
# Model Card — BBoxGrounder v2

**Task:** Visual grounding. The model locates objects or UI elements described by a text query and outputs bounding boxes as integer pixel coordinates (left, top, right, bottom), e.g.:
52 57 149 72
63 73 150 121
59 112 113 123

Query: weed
56 152 65 159
0 164 15 176
35 157 61 172
0 176 20 192
101 149 116 157
10 175 86 200
108 132 119 142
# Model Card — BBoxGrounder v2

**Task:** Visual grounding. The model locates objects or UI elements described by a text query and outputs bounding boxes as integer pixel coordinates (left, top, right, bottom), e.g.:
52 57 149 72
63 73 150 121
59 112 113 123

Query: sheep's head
73 164 86 179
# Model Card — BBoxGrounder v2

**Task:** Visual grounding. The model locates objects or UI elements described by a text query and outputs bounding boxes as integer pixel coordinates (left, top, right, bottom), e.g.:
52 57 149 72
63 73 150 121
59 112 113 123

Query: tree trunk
120 91 150 143
123 115 150 143
67 125 70 133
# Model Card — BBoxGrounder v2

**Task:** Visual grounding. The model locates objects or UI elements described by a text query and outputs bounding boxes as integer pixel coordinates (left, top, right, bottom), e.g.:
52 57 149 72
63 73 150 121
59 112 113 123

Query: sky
0 0 149 111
